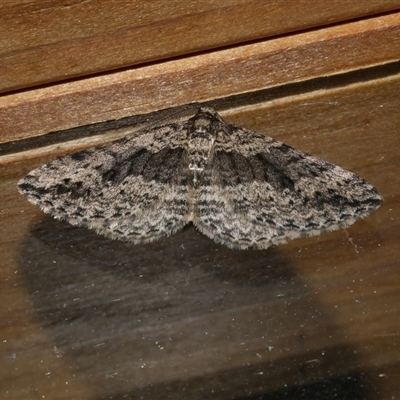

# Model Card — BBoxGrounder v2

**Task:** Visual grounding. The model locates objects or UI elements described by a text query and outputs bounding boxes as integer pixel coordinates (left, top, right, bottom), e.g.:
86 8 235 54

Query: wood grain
1 0 399 93
1 72 399 399
1 2 400 398
1 12 400 145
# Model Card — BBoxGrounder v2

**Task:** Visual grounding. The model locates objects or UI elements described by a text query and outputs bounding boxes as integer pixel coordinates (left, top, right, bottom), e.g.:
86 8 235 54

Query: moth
18 104 383 249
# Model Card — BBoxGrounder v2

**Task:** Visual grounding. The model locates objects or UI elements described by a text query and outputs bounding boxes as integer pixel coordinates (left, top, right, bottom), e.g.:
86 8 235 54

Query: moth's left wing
194 124 382 250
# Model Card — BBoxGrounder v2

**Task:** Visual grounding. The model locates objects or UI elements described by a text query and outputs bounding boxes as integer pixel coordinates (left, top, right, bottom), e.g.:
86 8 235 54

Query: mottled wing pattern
18 105 382 250
18 124 190 243
195 123 383 249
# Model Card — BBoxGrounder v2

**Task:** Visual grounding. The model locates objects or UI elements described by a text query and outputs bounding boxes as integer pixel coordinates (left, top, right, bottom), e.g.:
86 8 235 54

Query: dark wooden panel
0 71 399 399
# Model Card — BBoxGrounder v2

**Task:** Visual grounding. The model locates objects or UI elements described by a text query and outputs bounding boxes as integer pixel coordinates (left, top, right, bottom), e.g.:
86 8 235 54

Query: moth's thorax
187 112 216 179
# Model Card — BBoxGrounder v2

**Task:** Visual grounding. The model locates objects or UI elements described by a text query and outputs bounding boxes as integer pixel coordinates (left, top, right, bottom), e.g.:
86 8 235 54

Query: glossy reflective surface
1 82 399 399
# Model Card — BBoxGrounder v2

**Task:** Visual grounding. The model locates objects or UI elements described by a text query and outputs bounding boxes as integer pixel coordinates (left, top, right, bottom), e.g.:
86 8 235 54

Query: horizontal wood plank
1 0 399 93
1 12 400 145
0 71 399 399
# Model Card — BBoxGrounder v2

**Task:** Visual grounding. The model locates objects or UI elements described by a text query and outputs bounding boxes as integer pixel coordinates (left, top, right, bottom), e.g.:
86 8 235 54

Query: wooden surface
0 68 399 399
1 2 400 399
1 0 399 93
2 12 400 144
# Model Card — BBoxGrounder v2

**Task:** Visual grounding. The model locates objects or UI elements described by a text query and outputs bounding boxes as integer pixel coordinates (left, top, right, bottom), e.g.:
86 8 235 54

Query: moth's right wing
18 123 191 244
